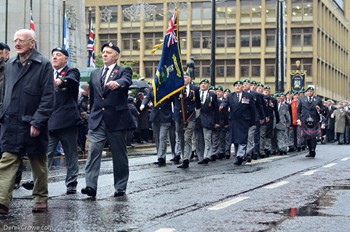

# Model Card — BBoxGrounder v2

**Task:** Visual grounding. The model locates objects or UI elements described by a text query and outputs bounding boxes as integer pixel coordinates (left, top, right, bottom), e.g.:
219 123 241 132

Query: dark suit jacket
247 90 265 122
221 91 255 144
297 95 323 124
142 89 173 123
173 84 201 123
48 65 82 130
89 65 135 131
198 91 219 129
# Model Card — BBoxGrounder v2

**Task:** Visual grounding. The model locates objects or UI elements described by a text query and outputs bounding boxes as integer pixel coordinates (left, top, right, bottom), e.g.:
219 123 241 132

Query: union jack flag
87 19 95 67
152 8 184 106
30 10 35 31
166 11 177 47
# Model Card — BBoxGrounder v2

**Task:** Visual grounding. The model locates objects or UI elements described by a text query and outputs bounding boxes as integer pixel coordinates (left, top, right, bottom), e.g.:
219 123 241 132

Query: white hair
15 29 36 41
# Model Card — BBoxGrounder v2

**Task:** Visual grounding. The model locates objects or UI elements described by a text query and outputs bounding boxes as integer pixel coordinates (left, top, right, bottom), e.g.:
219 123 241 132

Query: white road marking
341 157 350 161
208 196 250 211
264 180 289 189
301 170 319 176
246 155 290 165
155 228 176 232
323 163 337 168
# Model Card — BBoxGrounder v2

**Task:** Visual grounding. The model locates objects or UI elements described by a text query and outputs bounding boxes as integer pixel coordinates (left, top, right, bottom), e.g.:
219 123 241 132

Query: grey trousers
152 122 171 160
246 125 256 156
47 126 79 187
175 121 195 160
85 121 129 192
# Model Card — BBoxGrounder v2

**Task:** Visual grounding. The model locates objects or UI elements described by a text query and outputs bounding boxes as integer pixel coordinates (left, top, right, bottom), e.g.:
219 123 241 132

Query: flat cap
101 41 120 53
51 47 69 57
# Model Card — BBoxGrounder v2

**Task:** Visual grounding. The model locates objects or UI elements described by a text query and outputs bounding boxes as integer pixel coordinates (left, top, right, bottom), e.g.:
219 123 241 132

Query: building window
99 34 117 48
122 33 140 51
265 59 275 77
99 6 117 23
266 29 276 47
292 0 313 19
85 6 96 25
291 28 313 46
216 30 235 48
144 32 163 50
144 61 158 78
240 0 262 23
227 31 236 47
216 0 236 22
240 30 261 47
265 0 276 19
192 2 211 21
240 59 260 77
192 31 211 49
168 2 187 21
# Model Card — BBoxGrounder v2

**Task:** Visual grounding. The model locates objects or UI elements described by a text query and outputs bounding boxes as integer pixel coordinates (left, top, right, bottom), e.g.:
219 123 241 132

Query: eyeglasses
13 39 32 44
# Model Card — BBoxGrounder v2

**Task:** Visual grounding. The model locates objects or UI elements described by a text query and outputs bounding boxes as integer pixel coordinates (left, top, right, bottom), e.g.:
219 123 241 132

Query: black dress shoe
234 156 244 166
198 159 209 164
246 156 252 163
177 159 189 169
81 187 96 197
225 154 231 159
114 191 126 197
210 155 217 161
157 158 166 167
66 185 77 194
305 151 316 158
173 155 181 164
217 153 224 159
22 181 34 190
296 147 301 152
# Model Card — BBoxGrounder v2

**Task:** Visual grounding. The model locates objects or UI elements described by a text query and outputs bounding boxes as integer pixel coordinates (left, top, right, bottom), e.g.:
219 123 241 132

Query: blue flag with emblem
152 8 184 106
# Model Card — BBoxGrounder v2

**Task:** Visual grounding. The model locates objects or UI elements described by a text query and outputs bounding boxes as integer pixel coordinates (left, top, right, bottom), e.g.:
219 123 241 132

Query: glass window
240 30 250 47
266 29 276 47
191 2 201 20
227 31 236 47
216 31 225 48
85 6 96 25
265 59 275 77
192 31 201 49
144 61 158 78
99 6 117 23
252 30 261 47
266 0 276 19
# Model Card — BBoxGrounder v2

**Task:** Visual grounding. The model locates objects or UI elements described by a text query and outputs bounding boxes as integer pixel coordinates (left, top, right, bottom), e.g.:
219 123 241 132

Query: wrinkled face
184 75 191 85
200 82 209 91
306 89 314 97
14 31 35 55
51 52 68 70
102 47 119 66
243 82 250 91
234 83 243 93
216 90 223 98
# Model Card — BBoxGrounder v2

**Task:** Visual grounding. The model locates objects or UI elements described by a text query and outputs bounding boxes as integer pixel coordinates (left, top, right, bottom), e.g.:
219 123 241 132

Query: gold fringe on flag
150 43 163 54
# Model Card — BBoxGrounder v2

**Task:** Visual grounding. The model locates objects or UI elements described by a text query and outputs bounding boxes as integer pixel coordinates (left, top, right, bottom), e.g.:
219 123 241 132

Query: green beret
242 79 251 84
274 93 281 98
250 80 257 85
184 71 190 77
233 80 244 86
224 88 231 93
216 85 224 91
306 86 315 91
209 86 215 90
257 83 264 87
200 79 210 85
264 86 271 90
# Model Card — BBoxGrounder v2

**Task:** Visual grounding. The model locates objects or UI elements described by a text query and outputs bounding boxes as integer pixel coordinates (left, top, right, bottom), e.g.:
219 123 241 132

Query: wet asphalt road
1 143 350 232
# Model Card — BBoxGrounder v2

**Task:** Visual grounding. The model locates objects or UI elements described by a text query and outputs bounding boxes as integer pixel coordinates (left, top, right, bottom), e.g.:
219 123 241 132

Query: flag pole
62 0 66 47
87 6 92 67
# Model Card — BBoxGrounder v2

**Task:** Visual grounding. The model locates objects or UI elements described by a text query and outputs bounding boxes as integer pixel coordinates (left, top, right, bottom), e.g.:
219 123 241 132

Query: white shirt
102 64 116 85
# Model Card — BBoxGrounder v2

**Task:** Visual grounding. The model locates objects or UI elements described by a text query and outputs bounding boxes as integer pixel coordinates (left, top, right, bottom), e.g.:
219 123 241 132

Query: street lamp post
275 0 286 93
210 0 216 86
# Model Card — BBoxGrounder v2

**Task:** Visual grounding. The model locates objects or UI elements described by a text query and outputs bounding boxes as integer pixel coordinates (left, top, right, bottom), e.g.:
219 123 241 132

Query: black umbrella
129 79 150 89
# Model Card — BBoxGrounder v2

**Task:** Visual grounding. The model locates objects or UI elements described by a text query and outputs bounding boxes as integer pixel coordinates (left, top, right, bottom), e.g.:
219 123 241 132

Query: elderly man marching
173 72 201 168
220 80 255 166
297 86 324 158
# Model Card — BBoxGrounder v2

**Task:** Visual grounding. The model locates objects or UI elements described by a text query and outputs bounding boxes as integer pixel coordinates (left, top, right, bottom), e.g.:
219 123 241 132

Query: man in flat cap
297 86 324 157
47 47 81 194
82 41 135 198
220 80 255 166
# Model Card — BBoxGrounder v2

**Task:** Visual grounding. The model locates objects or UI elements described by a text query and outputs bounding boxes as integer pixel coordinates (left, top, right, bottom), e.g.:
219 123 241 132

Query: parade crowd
0 29 349 216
